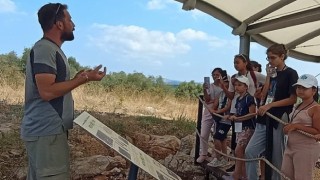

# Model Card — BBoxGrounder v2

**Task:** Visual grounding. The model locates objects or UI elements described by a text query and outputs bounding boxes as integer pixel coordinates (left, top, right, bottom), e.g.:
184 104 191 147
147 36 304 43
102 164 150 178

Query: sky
1 0 320 83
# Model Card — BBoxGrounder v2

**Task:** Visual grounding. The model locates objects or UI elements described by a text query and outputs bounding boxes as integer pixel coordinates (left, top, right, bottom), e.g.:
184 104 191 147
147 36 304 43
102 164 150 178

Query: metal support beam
239 35 251 56
286 28 320 49
182 0 196 10
251 34 320 62
176 0 240 28
233 0 296 35
247 7 320 34
244 0 296 24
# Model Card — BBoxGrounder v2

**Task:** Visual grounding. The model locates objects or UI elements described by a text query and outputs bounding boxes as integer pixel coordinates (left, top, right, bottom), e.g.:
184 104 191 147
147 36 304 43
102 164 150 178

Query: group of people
19 2 320 180
197 44 320 180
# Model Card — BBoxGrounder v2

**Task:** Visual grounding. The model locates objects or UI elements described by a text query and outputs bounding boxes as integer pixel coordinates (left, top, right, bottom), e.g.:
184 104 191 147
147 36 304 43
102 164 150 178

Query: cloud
189 9 207 20
177 28 232 48
0 0 16 13
147 0 165 10
147 0 173 10
177 29 207 41
87 24 232 62
88 24 191 59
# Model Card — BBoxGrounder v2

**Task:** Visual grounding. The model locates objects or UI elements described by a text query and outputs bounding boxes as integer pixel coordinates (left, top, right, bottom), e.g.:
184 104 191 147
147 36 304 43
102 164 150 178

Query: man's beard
61 31 74 41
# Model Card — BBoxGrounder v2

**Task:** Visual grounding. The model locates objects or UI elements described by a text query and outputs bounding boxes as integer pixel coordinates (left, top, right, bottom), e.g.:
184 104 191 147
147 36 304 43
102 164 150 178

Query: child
246 44 298 180
207 72 232 167
219 54 265 173
228 76 256 180
281 74 320 180
196 68 223 163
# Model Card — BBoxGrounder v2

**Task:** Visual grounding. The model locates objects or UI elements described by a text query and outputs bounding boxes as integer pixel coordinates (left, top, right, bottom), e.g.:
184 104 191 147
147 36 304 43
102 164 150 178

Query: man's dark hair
37 3 68 32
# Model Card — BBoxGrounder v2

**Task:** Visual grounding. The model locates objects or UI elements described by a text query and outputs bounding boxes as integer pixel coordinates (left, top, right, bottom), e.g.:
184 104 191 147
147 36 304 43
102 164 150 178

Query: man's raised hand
86 65 107 81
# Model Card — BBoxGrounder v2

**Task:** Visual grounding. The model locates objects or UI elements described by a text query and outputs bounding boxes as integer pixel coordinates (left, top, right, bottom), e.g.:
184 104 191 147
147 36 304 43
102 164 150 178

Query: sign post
74 112 182 180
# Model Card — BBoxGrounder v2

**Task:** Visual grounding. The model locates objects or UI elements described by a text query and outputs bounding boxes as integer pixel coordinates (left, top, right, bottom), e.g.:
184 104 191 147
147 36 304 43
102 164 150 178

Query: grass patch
0 131 27 180
137 115 196 138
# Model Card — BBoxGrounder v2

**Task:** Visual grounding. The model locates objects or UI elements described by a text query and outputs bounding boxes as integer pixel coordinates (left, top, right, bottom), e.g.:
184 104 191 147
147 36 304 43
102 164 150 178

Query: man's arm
36 65 106 101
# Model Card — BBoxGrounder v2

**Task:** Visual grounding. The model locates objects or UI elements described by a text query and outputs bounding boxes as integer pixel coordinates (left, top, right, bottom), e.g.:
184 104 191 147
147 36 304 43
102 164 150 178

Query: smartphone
204 77 210 85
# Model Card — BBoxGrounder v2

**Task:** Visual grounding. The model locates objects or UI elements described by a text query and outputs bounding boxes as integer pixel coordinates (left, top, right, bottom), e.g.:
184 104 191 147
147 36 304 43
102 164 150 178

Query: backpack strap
250 71 257 89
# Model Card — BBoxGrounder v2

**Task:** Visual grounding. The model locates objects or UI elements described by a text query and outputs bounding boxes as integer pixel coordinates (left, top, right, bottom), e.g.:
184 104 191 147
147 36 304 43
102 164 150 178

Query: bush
174 81 202 99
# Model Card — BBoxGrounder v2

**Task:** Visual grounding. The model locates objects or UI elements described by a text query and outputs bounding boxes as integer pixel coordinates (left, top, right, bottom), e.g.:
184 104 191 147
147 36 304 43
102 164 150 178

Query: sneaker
208 158 230 167
218 158 230 167
207 158 218 166
226 164 235 172
208 159 222 167
196 155 207 163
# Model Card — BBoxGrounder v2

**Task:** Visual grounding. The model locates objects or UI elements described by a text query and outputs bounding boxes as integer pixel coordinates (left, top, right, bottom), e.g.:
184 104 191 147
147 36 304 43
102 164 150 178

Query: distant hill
163 78 181 86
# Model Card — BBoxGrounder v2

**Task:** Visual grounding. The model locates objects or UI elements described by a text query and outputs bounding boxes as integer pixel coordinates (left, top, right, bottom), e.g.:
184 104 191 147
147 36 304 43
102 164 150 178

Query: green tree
68 57 83 77
19 48 31 73
174 81 202 99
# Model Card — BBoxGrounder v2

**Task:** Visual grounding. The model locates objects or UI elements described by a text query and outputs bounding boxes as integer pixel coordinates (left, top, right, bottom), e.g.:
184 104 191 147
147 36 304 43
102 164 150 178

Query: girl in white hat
281 74 320 180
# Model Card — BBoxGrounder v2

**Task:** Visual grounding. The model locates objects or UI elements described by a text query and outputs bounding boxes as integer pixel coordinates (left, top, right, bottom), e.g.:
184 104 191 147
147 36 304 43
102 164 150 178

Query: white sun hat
235 75 250 87
293 74 318 88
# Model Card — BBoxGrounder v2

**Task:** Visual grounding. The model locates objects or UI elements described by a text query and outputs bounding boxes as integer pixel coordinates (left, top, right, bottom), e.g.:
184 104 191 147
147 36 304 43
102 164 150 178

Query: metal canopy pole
239 34 250 55
238 35 272 180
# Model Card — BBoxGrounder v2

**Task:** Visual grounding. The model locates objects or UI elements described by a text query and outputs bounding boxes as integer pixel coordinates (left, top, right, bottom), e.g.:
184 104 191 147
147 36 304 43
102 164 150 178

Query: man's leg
25 132 70 180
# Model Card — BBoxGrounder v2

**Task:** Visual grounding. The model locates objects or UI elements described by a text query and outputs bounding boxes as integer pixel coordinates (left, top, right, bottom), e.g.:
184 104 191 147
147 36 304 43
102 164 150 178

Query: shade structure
175 0 320 63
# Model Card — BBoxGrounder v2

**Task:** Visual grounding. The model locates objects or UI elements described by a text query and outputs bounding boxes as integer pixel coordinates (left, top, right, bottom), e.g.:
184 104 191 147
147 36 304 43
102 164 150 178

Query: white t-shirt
228 71 266 113
202 83 222 120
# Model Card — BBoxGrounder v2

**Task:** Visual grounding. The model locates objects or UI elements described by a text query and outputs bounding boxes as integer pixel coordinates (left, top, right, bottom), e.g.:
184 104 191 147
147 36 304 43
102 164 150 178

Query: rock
93 175 108 180
15 166 27 180
106 156 126 171
72 155 126 179
102 167 122 176
74 151 84 157
132 133 181 160
9 149 24 157
0 123 15 138
179 134 195 155
72 155 110 179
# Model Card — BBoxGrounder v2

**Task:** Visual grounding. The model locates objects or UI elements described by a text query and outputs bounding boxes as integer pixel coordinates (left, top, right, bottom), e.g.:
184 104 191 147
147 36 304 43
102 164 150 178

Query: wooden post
195 95 203 164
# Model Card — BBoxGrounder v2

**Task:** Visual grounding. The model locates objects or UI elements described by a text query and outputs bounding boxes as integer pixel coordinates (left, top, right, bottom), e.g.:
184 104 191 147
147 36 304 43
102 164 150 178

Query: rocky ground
0 101 207 180
1 101 320 180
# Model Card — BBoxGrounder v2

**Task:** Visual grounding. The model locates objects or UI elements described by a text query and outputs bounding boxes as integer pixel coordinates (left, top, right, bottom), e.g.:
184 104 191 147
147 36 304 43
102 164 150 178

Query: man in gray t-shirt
21 3 106 180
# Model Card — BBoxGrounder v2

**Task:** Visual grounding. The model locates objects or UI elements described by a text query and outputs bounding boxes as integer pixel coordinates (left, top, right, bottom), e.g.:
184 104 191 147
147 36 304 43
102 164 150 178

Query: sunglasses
54 4 61 23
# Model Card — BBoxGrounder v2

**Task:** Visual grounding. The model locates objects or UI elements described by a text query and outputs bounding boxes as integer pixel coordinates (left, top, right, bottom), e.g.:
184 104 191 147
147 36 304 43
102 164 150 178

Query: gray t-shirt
21 38 74 139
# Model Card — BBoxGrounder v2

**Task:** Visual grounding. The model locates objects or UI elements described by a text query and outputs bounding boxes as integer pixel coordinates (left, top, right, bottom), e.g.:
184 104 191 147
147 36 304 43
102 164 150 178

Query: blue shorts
213 123 231 141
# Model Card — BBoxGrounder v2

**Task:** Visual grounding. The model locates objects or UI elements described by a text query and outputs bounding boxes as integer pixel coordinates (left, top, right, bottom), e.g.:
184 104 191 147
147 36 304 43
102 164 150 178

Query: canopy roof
175 0 320 63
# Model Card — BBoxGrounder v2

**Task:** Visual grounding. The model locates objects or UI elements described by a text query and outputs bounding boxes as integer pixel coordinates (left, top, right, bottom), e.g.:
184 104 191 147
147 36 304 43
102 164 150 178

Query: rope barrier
195 129 290 180
195 95 294 179
265 112 316 139
196 95 316 139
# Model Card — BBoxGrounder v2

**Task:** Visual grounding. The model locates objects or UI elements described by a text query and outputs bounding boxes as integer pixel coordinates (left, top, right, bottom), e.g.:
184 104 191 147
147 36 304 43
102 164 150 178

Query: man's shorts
24 132 70 180
213 123 231 141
